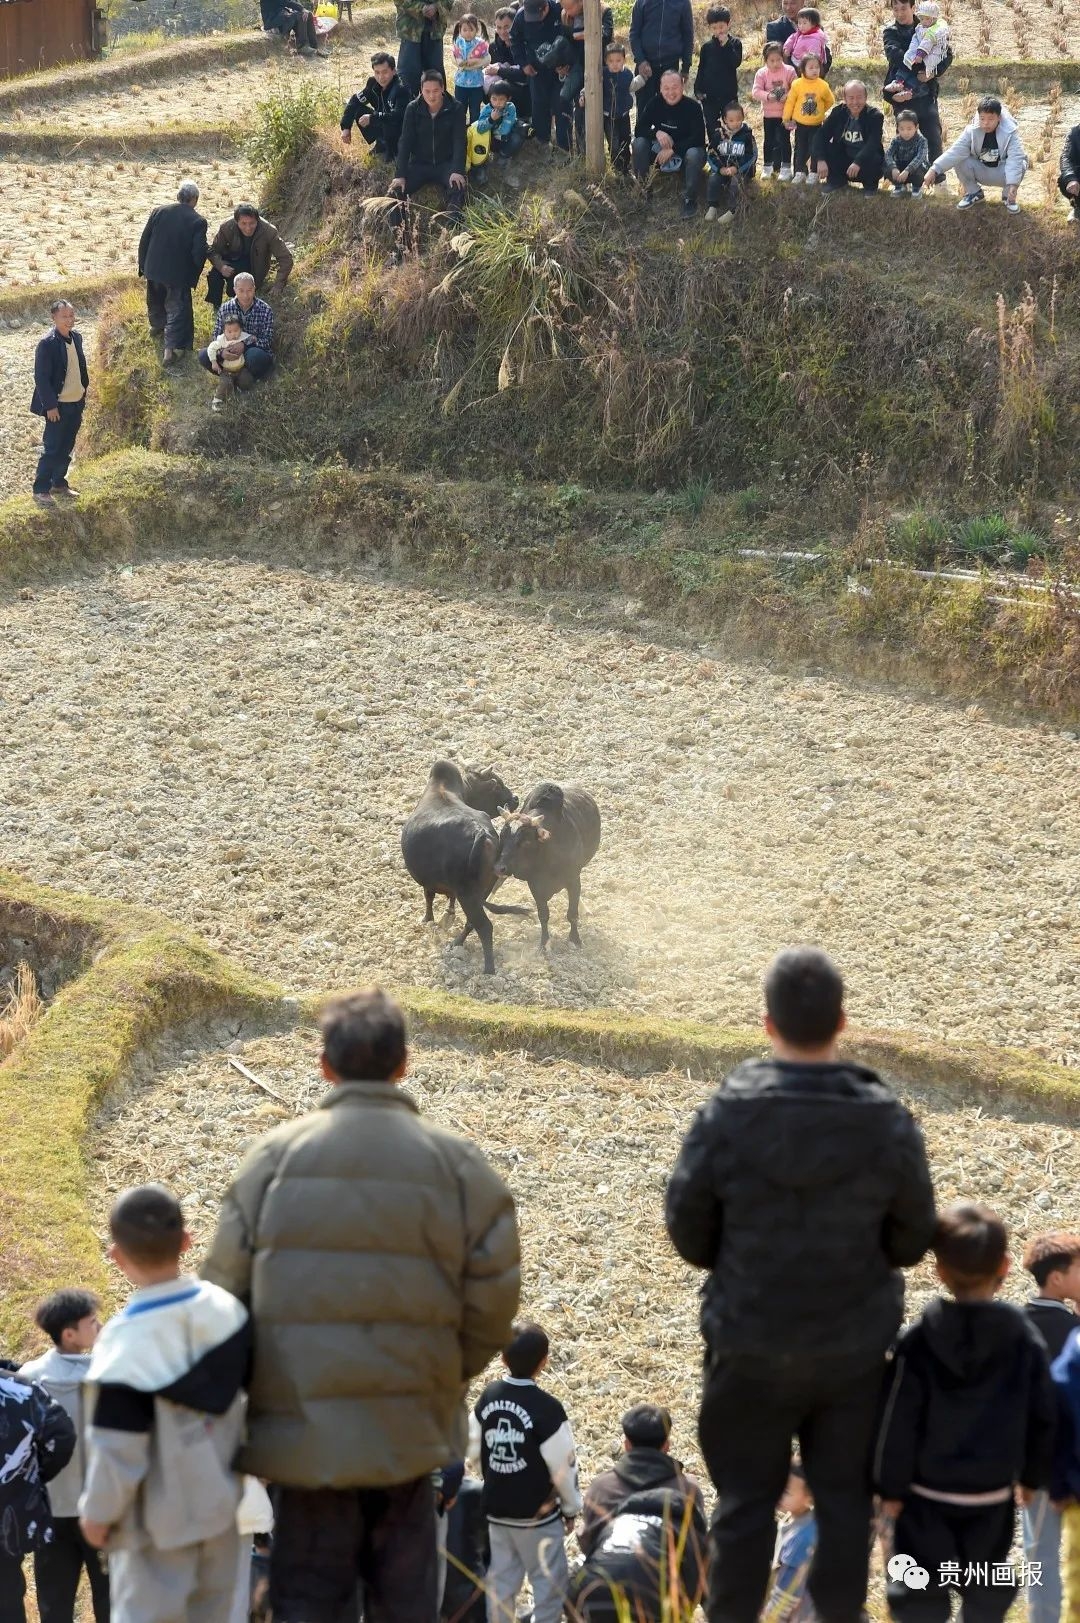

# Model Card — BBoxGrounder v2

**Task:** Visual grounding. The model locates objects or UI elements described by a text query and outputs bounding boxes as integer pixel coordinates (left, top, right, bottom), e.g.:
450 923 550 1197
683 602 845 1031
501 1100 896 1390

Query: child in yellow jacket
782 54 834 184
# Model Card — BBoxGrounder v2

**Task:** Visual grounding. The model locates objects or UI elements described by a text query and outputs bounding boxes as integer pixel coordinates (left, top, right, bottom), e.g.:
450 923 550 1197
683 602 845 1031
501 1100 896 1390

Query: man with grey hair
137 180 208 365
30 299 89 506
814 79 885 190
198 273 276 391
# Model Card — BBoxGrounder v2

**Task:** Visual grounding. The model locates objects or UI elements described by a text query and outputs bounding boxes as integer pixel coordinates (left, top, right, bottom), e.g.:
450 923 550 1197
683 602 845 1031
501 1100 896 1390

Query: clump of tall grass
0 965 42 1062
246 78 338 190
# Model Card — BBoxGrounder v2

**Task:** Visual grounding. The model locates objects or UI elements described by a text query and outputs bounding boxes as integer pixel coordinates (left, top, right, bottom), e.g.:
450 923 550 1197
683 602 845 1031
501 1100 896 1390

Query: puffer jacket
201 1081 521 1488
665 1059 935 1369
17 1349 92 1519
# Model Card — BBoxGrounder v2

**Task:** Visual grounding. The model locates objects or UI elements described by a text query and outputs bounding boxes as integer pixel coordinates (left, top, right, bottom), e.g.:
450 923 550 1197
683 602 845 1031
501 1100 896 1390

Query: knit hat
915 2 941 17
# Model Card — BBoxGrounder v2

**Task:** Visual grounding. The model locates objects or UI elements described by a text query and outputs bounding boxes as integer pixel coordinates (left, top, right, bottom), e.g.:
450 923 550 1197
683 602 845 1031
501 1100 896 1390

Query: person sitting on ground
205 314 255 411
882 0 952 165
452 14 491 124
924 95 1027 210
876 1203 1056 1623
0 1366 76 1623
883 0 949 102
782 54 834 184
206 203 293 311
341 53 411 163
19 1291 106 1623
814 80 885 191
665 946 936 1623
705 100 757 225
476 81 526 166
389 71 469 226
695 6 743 140
1057 123 1080 221
470 1321 582 1623
1021 1234 1080 1623
783 7 831 72
30 298 89 508
571 1405 707 1621
487 6 531 119
602 41 634 173
762 1463 817 1623
198 274 275 387
137 179 207 366
259 0 327 56
885 106 929 194
631 69 709 219
753 42 796 178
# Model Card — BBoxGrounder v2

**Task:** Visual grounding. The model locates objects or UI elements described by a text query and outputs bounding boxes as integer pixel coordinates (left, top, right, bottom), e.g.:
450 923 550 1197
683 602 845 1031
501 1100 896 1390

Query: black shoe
681 194 697 219
52 484 79 500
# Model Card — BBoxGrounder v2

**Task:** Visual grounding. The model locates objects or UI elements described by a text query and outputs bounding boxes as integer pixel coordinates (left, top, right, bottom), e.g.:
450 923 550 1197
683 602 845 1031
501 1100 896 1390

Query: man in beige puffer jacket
201 986 520 1623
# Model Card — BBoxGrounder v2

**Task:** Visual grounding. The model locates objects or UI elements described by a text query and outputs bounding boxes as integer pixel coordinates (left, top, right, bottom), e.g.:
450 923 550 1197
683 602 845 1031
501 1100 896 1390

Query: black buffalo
401 760 523 974
496 781 602 950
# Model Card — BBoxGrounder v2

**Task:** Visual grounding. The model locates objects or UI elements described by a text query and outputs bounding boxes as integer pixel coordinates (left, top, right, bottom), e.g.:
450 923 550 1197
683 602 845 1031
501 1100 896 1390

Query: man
137 179 207 366
665 946 936 1623
395 0 452 95
571 1403 707 1621
341 52 411 163
205 203 293 310
631 68 708 218
1057 123 1080 220
0 1367 76 1623
389 73 468 222
765 0 800 48
815 81 885 191
259 0 326 55
629 0 694 118
511 0 569 153
198 274 275 387
29 300 89 509
882 0 952 165
924 94 1027 211
201 989 520 1623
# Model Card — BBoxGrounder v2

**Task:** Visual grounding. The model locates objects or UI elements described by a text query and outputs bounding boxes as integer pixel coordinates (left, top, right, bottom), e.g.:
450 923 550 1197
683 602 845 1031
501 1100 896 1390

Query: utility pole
583 0 604 178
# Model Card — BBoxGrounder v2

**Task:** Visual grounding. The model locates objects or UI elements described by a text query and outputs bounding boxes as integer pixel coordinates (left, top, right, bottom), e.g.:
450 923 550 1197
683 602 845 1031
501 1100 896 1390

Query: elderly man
815 81 885 191
137 180 208 365
1060 124 1080 220
197 274 275 387
30 299 89 507
205 204 293 310
882 0 952 164
632 68 708 218
924 94 1027 211
389 72 468 221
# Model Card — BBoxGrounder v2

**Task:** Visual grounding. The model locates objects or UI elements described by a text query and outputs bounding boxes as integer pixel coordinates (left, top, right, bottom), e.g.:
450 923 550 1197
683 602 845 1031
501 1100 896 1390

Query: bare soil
1 556 1077 1058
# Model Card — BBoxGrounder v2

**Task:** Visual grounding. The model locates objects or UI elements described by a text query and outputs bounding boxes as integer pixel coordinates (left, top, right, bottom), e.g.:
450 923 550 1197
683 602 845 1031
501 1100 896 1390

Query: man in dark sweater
666 946 935 1623
629 0 694 120
30 299 89 507
340 53 411 163
631 70 708 217
815 81 886 190
876 1204 1057 1623
694 6 743 137
1020 1233 1080 1623
388 73 468 222
1059 124 1080 220
137 181 208 365
882 0 952 164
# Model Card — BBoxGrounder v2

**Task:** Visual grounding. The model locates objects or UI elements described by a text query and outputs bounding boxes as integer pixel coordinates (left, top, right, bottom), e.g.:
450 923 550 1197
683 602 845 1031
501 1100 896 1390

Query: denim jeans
1022 1492 1062 1623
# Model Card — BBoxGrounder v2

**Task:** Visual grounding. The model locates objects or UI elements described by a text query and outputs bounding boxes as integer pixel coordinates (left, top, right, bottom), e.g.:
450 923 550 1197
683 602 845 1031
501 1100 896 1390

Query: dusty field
0 318 98 504
86 1023 1080 1491
1 556 1077 1056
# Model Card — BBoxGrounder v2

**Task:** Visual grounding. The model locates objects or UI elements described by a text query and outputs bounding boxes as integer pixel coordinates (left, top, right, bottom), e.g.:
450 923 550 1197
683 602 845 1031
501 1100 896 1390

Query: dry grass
0 964 42 1061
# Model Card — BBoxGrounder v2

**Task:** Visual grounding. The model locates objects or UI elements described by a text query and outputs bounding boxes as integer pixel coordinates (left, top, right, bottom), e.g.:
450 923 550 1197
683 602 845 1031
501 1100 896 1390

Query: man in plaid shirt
198 272 275 388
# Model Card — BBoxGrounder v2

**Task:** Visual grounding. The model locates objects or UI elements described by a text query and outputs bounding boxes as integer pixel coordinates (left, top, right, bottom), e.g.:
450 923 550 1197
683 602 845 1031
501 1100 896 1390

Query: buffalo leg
566 874 583 947
423 889 437 923
530 882 551 952
455 891 496 974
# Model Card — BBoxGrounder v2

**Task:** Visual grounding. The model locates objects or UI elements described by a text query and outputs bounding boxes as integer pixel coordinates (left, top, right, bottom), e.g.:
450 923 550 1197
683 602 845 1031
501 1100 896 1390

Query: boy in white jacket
924 94 1027 210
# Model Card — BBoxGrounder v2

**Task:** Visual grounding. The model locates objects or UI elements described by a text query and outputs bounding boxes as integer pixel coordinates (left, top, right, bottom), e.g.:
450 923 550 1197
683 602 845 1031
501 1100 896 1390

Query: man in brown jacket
204 203 294 309
201 988 520 1623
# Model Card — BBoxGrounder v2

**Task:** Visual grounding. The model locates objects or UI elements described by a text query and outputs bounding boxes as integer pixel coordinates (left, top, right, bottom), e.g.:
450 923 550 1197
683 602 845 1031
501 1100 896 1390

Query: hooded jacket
17 1349 92 1519
395 93 469 177
665 1059 935 1368
208 214 294 294
570 1483 708 1619
201 1081 520 1489
629 0 695 76
932 109 1027 185
874 1299 1056 1501
137 201 208 289
579 1447 703 1558
0 1372 76 1557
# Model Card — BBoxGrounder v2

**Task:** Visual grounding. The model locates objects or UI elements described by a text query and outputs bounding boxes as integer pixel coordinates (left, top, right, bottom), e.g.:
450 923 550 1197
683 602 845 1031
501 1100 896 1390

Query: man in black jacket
629 0 695 120
1059 124 1080 220
511 0 569 151
815 82 886 190
882 0 952 164
666 946 935 1623
29 299 89 508
388 74 468 223
137 180 208 365
632 70 708 217
0 1368 77 1623
341 53 411 163
765 0 800 47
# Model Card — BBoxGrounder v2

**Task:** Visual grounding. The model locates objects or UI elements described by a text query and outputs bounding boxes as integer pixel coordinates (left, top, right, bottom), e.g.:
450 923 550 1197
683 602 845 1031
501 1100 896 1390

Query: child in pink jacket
752 41 796 177
783 7 831 71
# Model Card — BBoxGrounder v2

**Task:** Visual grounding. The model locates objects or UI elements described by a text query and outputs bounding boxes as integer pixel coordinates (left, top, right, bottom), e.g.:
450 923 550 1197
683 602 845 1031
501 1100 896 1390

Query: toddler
763 1463 817 1623
783 8 831 73
206 315 254 410
885 0 949 100
452 14 491 123
885 107 930 193
705 101 757 225
782 54 834 182
476 81 526 163
603 41 634 172
753 41 796 177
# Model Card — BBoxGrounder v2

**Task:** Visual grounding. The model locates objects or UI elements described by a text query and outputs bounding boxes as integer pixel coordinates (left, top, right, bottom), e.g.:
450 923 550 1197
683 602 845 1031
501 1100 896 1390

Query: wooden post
583 0 604 178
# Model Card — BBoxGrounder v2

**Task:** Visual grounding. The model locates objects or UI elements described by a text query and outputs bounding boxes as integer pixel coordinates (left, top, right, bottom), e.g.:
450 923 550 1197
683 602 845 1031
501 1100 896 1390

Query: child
782 54 834 183
706 101 757 224
885 0 949 101
476 81 526 165
885 107 930 194
0 1368 76 1622
603 41 634 173
762 1463 817 1623
339 51 410 162
231 1476 274 1623
19 1290 107 1623
876 1202 1056 1623
487 6 531 120
753 41 796 178
452 14 491 124
470 1320 582 1623
206 314 254 410
79 1184 250 1623
783 8 831 73
1022 1234 1080 1623
694 6 743 139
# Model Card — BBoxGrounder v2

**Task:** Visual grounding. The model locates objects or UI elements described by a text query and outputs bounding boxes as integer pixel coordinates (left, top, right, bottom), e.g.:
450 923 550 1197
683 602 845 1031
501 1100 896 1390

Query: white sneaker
778 163 793 180
1005 198 1021 213
792 171 805 185
716 210 734 226
704 205 718 220
805 172 817 185
211 398 225 412
891 183 909 196
760 164 775 180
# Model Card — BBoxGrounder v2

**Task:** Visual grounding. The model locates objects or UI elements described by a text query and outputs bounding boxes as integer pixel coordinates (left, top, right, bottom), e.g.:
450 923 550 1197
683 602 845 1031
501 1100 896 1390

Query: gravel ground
1 556 1078 1057
0 319 98 505
88 1024 1080 1493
